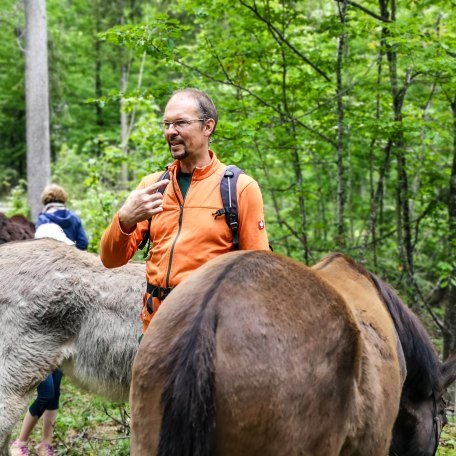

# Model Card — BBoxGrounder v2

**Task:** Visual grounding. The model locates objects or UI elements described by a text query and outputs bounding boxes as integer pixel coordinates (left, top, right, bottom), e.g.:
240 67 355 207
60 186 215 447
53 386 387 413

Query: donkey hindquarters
130 250 388 456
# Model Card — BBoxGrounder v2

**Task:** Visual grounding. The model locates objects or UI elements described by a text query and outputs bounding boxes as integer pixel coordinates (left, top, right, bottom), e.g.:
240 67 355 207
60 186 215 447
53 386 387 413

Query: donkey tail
156 267 230 456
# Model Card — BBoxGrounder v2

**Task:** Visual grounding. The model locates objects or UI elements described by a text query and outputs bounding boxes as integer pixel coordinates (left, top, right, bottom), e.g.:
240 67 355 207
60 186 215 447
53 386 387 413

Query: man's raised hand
118 179 170 233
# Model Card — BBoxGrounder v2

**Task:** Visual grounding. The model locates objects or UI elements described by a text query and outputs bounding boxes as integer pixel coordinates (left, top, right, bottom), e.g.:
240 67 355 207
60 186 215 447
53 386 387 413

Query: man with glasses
100 88 269 334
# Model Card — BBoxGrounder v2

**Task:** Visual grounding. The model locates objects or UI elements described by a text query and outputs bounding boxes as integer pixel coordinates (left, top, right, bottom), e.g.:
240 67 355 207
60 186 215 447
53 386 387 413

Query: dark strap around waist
145 284 174 314
146 283 174 301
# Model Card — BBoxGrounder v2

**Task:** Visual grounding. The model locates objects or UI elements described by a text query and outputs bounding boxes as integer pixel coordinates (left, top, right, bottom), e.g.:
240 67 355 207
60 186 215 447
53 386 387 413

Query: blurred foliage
1 1 456 451
0 0 454 310
6 179 29 218
0 0 455 424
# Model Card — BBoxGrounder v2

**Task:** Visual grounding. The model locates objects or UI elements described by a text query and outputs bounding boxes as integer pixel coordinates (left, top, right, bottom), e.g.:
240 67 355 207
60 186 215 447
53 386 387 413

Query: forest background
1 0 455 454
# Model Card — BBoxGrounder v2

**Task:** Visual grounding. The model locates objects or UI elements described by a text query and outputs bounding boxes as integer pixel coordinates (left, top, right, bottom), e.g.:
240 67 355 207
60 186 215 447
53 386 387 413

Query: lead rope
389 391 442 456
431 391 442 455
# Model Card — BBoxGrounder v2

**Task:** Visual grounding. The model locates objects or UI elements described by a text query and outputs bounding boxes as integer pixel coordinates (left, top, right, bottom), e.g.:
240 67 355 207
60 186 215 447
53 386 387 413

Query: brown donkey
130 251 456 455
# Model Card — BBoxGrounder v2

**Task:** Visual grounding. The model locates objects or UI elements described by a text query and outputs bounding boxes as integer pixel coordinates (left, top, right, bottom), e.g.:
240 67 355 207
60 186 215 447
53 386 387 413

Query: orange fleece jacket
100 152 269 331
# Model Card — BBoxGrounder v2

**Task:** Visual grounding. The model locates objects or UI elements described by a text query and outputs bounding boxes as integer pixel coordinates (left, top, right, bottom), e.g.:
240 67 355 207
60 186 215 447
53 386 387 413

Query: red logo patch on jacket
258 220 265 230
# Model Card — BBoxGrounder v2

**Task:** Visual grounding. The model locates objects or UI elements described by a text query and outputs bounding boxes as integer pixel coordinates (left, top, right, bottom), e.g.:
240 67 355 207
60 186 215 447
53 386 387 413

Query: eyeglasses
162 118 205 130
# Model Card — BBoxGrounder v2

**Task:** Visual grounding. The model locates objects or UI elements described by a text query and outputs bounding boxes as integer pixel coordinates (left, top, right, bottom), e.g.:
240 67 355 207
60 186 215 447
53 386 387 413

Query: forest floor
12 378 129 455
11 377 456 455
440 416 456 456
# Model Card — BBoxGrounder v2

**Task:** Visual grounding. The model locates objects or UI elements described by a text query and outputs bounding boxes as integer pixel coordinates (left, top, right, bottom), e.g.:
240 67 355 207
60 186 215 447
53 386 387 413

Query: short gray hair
171 88 218 135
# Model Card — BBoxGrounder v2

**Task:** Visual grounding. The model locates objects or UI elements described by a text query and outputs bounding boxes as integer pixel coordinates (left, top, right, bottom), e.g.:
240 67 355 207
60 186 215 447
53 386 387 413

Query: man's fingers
146 195 166 210
143 179 170 194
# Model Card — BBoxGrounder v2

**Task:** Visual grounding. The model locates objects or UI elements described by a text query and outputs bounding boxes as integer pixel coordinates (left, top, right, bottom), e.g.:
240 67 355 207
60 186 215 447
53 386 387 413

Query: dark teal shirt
177 172 192 200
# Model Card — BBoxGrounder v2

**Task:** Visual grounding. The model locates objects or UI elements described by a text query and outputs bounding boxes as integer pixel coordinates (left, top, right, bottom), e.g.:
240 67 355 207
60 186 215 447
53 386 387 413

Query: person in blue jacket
10 184 88 456
35 184 88 250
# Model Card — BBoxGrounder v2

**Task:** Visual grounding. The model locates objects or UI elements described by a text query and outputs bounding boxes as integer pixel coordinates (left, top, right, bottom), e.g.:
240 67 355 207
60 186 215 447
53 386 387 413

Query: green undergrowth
438 414 456 455
13 377 130 455
12 378 456 455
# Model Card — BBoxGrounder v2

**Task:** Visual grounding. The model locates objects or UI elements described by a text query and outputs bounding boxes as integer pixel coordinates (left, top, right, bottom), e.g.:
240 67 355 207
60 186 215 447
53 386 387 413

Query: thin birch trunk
94 3 103 131
120 60 129 185
335 0 348 247
24 0 51 222
444 95 456 359
379 0 417 310
280 44 310 263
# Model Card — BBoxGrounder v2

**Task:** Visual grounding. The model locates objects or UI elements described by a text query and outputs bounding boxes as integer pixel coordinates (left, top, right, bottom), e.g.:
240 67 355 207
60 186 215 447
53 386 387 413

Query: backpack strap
138 168 170 256
213 165 244 250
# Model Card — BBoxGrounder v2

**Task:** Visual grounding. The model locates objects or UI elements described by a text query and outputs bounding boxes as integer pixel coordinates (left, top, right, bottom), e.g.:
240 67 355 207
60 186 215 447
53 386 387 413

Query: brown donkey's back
131 251 401 455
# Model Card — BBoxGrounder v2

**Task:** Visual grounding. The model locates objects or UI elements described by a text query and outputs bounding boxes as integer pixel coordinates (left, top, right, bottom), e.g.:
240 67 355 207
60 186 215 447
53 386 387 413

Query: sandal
35 442 55 456
9 440 29 456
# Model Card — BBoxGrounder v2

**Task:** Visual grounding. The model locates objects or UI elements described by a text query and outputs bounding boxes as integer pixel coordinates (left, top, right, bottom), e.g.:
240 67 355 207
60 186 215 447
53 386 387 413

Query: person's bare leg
41 409 57 444
10 410 39 454
17 410 39 443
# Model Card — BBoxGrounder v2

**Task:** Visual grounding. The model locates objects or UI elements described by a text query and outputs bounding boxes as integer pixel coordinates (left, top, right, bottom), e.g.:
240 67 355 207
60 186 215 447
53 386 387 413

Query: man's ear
204 118 216 137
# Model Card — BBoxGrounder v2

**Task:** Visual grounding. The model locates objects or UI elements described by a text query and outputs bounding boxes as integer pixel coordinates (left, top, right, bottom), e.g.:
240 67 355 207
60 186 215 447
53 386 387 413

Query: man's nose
166 123 179 135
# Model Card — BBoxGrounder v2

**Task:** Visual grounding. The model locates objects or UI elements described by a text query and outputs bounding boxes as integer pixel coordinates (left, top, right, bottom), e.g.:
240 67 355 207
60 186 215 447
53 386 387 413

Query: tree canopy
0 0 455 355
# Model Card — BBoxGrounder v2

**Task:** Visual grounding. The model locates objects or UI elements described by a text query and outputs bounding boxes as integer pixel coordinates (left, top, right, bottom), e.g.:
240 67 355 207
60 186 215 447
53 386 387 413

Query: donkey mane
368 273 440 396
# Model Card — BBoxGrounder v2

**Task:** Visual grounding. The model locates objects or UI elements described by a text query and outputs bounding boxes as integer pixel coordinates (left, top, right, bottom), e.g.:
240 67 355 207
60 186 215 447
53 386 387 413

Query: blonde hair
40 184 68 205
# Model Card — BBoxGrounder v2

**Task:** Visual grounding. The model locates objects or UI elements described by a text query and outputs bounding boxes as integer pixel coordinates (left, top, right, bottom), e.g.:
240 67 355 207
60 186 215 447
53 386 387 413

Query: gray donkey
0 239 145 455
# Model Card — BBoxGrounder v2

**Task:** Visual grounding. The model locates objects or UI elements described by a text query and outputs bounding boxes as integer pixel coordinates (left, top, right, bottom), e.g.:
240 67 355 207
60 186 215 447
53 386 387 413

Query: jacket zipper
165 172 189 288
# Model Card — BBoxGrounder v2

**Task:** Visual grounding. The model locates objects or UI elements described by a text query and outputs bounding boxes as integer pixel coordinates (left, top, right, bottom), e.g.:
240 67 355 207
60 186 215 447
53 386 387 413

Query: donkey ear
441 356 456 390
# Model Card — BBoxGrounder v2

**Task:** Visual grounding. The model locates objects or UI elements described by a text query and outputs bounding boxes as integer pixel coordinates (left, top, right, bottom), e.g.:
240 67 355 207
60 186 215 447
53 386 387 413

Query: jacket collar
43 202 67 212
167 150 220 181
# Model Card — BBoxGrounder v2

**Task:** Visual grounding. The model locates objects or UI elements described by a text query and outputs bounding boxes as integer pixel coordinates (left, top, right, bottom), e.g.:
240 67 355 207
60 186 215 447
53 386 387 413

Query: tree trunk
94 3 104 130
119 3 129 186
335 0 348 247
362 44 385 266
444 95 456 359
379 0 417 310
24 0 51 222
279 44 310 263
120 60 129 185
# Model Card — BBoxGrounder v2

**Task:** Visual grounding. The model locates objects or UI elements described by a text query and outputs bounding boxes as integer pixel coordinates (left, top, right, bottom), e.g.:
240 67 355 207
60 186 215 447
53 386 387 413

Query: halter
389 390 443 456
430 390 444 455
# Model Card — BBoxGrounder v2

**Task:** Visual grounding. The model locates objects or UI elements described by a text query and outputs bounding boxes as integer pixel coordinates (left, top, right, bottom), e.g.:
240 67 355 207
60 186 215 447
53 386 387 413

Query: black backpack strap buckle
146 283 173 300
213 208 228 218
145 283 174 313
